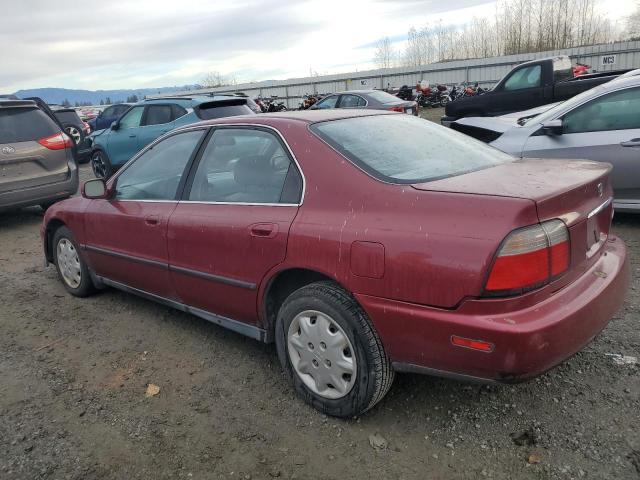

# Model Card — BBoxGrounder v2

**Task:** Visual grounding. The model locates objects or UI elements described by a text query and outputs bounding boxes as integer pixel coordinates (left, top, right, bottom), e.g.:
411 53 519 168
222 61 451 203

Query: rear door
84 129 206 298
522 86 640 203
106 105 144 166
0 106 70 194
167 126 303 325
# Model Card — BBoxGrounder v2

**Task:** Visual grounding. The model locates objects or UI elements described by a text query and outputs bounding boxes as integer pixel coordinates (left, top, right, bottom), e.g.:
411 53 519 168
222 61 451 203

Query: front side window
143 105 173 126
118 106 144 129
311 114 513 184
563 87 640 134
102 106 115 117
114 130 204 200
503 65 542 91
188 128 301 204
315 95 339 109
340 95 366 108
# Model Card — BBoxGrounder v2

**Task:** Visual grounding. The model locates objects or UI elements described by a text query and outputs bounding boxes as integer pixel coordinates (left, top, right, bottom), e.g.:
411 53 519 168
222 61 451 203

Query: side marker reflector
451 335 494 353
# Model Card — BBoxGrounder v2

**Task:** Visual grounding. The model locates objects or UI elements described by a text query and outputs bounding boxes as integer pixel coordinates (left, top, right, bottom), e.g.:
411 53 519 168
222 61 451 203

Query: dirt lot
1 119 639 479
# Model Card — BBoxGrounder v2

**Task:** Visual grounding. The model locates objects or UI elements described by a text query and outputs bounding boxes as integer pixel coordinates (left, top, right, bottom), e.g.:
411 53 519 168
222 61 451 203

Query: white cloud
1 0 634 92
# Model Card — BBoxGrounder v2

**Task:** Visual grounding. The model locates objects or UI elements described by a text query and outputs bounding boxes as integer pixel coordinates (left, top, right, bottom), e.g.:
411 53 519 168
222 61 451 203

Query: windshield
311 114 513 184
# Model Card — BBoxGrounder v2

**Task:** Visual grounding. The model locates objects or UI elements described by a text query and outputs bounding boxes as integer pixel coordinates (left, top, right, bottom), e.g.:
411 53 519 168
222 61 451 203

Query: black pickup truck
442 55 629 125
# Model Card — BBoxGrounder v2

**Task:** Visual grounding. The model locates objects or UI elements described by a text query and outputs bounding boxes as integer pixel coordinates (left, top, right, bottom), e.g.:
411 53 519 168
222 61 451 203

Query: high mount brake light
38 132 73 150
484 219 570 296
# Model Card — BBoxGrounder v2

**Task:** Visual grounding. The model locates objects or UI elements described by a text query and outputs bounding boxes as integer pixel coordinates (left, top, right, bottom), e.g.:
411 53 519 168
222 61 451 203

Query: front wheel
52 226 96 297
275 281 394 417
91 150 112 179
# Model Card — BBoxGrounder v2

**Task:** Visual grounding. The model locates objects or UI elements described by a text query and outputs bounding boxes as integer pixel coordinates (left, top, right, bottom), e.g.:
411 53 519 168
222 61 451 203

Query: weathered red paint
42 110 629 382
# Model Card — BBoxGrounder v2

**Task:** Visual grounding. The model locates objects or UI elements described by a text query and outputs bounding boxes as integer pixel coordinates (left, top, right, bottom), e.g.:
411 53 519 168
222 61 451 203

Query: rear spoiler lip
0 100 37 108
194 98 249 119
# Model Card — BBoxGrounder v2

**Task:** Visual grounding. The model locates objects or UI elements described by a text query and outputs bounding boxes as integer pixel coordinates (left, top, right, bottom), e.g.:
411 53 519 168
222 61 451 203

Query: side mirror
82 179 107 199
110 120 119 131
541 119 563 136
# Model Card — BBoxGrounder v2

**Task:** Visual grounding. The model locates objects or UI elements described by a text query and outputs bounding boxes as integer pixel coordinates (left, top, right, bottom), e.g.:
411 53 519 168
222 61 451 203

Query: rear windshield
195 104 254 120
311 114 513 184
366 90 403 104
0 107 60 143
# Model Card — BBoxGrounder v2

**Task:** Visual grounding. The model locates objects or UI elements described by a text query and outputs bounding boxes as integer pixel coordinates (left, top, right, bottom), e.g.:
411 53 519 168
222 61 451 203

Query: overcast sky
2 0 636 92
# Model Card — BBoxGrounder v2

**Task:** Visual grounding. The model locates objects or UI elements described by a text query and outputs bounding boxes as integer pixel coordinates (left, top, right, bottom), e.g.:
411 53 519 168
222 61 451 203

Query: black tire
52 226 96 297
91 150 113 179
275 281 394 417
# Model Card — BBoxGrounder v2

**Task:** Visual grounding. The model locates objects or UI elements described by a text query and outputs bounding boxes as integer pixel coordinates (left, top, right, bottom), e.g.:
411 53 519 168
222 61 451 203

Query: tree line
375 0 638 68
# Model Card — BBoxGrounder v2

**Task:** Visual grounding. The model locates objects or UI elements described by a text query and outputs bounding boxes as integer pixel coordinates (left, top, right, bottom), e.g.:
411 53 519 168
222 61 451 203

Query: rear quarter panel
270 119 539 308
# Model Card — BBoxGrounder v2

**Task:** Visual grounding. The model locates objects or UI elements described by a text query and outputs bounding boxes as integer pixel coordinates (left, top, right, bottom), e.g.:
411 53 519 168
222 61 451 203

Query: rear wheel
91 150 112 179
275 281 394 417
65 125 82 145
52 226 96 297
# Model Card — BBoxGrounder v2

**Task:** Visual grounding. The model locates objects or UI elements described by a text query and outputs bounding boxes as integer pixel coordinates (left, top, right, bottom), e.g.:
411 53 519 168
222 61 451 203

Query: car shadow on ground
0 206 44 229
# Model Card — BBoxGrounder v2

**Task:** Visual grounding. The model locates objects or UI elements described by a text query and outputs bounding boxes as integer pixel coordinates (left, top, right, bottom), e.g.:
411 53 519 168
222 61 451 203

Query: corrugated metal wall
155 40 640 108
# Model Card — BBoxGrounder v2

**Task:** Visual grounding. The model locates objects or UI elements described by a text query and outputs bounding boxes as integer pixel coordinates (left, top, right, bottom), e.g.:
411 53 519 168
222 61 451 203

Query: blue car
89 96 255 178
87 103 132 132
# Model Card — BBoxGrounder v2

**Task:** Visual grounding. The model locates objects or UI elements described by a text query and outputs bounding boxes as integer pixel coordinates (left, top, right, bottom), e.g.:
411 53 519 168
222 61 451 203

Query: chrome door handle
621 138 640 147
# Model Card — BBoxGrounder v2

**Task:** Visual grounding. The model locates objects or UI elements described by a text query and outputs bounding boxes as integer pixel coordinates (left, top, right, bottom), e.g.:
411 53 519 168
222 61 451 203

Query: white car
451 75 640 213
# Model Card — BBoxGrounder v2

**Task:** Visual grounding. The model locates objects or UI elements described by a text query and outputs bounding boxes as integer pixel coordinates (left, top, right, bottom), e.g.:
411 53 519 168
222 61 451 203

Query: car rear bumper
357 236 629 382
0 163 78 211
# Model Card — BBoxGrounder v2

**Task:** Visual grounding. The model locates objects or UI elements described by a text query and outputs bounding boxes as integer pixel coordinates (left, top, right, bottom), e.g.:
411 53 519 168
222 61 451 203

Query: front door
167 126 303 324
106 105 144 166
522 86 640 203
84 129 206 298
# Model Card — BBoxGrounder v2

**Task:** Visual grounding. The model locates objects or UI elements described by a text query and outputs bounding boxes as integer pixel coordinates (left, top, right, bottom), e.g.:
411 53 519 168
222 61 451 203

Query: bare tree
373 37 395 68
201 71 234 88
628 1 640 39
399 0 621 67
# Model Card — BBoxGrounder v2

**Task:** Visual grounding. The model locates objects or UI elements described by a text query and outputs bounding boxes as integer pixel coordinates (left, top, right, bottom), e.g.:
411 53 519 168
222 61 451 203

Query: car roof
177 109 395 130
140 96 213 107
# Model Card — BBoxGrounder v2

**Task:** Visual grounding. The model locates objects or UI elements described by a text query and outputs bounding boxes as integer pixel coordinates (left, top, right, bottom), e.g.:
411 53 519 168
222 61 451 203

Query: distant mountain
12 85 202 106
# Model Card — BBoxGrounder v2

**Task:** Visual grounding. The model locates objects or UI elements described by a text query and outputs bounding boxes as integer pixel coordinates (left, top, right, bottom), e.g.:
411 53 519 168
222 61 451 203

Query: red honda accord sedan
42 110 629 417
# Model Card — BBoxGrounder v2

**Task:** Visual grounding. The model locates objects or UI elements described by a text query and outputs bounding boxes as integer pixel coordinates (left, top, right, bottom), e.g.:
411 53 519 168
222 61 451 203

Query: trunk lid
412 158 611 226
413 158 614 288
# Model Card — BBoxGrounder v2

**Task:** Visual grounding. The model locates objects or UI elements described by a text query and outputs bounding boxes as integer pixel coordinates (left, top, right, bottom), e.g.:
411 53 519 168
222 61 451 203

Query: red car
42 110 629 417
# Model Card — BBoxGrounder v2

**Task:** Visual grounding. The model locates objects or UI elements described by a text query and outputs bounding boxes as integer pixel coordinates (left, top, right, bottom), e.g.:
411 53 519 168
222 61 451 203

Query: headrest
234 155 280 188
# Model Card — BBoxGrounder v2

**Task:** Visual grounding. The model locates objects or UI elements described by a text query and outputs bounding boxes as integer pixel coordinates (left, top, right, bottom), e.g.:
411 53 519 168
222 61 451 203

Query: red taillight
38 132 73 150
484 219 570 296
389 106 405 113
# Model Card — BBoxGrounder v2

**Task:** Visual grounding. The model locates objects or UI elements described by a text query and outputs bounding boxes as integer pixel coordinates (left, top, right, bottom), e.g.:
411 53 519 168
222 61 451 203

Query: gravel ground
1 121 639 479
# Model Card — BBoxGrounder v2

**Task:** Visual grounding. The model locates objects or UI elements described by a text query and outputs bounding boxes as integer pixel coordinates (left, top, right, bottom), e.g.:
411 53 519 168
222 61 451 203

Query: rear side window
54 111 81 125
311 114 513 184
144 105 173 126
195 104 253 120
366 90 402 104
0 108 60 143
171 104 188 119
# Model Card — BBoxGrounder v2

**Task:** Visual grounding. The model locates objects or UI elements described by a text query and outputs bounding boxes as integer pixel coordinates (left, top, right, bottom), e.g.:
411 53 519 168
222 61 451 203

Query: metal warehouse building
158 40 640 109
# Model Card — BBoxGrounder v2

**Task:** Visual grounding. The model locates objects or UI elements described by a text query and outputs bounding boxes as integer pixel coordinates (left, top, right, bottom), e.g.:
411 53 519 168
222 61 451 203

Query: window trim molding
181 124 306 207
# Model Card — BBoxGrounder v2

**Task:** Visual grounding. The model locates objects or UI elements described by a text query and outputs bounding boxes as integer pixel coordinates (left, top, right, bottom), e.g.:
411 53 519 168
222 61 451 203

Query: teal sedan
89 96 254 178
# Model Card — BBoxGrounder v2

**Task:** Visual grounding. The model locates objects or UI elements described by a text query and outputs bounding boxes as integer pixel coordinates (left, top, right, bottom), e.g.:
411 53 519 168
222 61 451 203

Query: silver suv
0 99 78 211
